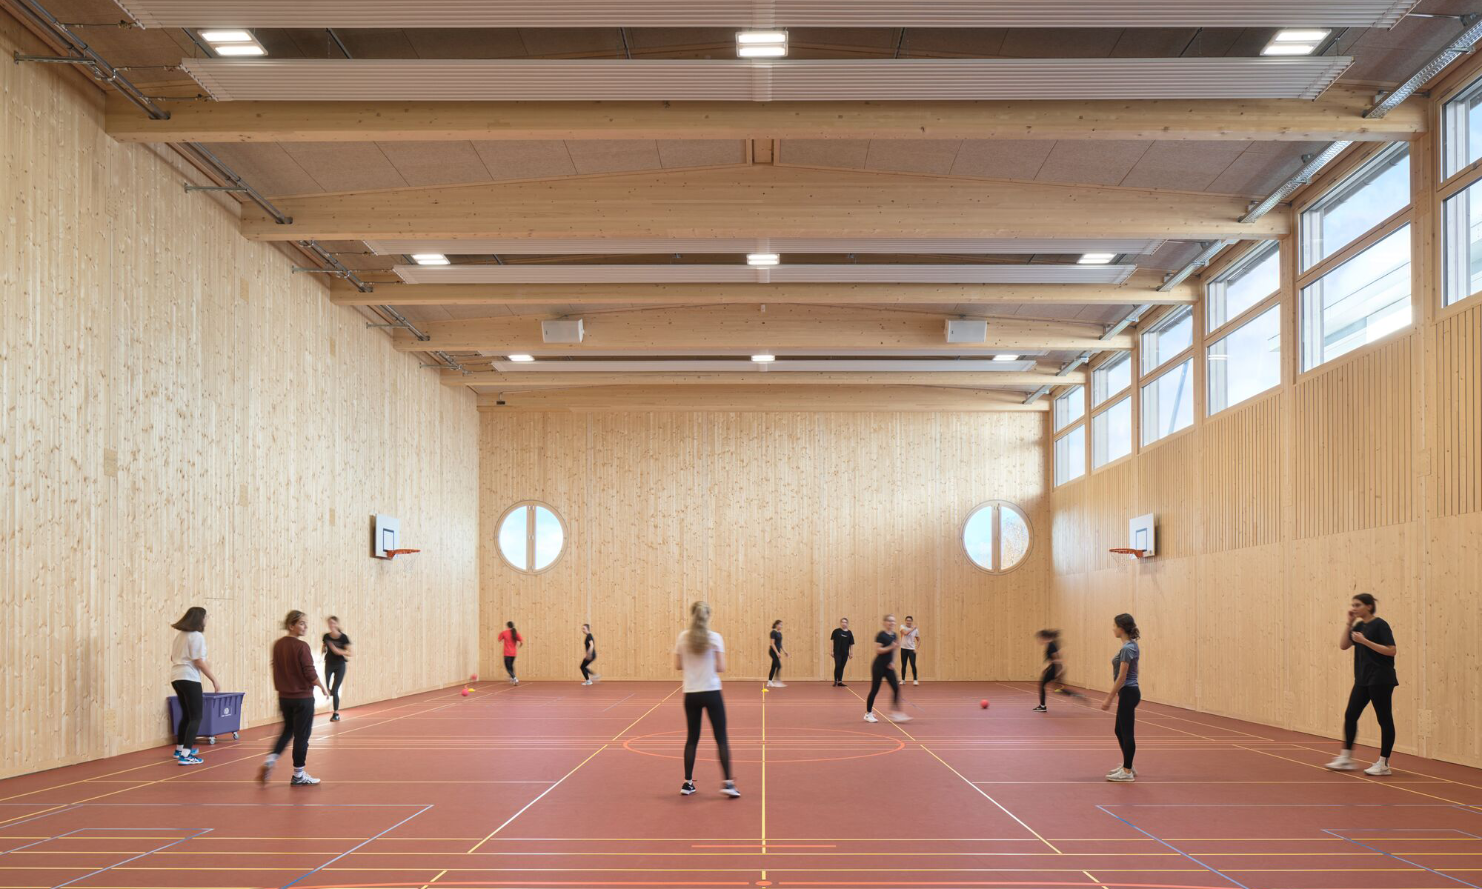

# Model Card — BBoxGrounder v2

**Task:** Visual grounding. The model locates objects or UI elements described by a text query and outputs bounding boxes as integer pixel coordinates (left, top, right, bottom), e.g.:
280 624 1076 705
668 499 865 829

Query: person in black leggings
1100 614 1141 782
1326 593 1399 776
766 620 788 688
168 606 221 765
674 601 739 798
899 616 920 685
322 616 353 722
829 618 854 686
863 614 911 724
580 623 601 684
1033 629 1063 712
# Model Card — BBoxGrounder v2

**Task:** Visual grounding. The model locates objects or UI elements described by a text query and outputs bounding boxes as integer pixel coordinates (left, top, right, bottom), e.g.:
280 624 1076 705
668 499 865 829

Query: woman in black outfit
829 618 854 686
1326 593 1398 776
322 616 352 722
766 620 788 688
1033 629 1063 712
1100 614 1141 783
863 614 911 724
580 623 601 685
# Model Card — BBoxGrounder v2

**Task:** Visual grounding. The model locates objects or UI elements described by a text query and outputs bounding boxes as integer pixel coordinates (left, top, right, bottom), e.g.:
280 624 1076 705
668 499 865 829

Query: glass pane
1141 307 1193 374
962 506 994 570
1443 179 1482 306
1054 426 1086 486
998 506 1029 571
1053 385 1085 432
1208 241 1280 331
1092 353 1131 406
1092 396 1133 468
1442 76 1482 180
1208 305 1281 414
1140 359 1194 445
1300 225 1412 371
1300 145 1409 271
532 505 564 570
499 506 528 570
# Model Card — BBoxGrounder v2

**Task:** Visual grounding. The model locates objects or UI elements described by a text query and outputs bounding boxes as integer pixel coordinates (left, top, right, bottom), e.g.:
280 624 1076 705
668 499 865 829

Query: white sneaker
513 677 519 685
1107 765 1137 777
888 711 912 723
773 681 786 688
582 680 593 686
912 680 919 686
863 712 879 723
1326 753 1357 771
1107 768 1135 783
591 673 601 683
1364 760 1392 776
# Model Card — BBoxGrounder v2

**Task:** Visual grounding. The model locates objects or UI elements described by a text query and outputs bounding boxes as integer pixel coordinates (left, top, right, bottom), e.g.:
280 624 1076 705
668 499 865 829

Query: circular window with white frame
962 500 1032 574
497 501 567 574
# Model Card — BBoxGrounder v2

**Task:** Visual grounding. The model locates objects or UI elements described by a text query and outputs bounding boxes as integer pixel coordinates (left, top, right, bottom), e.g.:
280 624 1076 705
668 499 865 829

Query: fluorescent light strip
392 264 1138 285
746 253 780 267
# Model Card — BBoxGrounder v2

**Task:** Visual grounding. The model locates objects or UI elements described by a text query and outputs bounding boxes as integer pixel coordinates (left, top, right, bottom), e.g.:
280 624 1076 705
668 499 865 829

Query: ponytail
1114 613 1140 640
687 602 713 654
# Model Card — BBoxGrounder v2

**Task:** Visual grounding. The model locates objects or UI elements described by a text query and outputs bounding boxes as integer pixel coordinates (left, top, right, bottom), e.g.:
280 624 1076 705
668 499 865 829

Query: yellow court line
761 681 768 860
466 744 609 854
418 866 448 889
610 683 683 740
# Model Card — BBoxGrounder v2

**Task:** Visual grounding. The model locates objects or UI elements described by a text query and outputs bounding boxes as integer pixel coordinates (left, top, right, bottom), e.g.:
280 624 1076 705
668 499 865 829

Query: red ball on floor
980 699 990 709
461 689 471 697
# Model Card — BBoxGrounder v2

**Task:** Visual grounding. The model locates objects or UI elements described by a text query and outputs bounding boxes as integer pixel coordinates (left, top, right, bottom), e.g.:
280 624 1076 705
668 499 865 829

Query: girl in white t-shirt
169 607 221 765
673 601 739 799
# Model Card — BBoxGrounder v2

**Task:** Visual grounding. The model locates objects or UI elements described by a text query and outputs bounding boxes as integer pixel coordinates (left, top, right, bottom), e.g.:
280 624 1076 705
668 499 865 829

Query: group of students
167 607 352 785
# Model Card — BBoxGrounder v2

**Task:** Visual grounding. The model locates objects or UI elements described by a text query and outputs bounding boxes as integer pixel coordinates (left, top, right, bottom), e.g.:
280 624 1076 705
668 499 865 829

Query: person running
766 620 788 688
259 610 329 786
674 601 739 799
1101 613 1141 783
322 616 353 722
169 607 221 765
829 618 855 687
580 623 601 685
864 614 911 724
498 621 523 685
1033 629 1064 712
900 616 921 686
1326 593 1399 776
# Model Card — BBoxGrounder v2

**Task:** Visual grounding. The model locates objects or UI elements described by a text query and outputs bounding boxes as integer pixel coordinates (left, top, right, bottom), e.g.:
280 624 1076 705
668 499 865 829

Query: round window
962 501 1032 574
497 501 567 574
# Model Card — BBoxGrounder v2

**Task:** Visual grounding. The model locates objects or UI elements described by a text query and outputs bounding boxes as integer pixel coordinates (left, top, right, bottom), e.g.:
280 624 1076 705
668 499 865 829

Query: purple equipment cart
167 691 245 744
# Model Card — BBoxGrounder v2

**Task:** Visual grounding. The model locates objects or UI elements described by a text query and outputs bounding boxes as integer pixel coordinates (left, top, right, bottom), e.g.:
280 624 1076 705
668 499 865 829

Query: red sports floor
3 680 1481 889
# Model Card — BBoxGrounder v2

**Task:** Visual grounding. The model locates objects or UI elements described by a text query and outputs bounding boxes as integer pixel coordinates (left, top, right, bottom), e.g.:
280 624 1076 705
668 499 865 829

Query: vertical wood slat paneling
0 19 479 781
1436 303 1482 517
480 412 1049 682
1200 394 1282 553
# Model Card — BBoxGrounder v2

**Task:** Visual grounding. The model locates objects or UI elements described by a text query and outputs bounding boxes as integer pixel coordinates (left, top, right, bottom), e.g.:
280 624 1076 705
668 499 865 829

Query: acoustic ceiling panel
366 238 1168 256
121 0 1420 29
182 58 1353 102
393 264 1138 284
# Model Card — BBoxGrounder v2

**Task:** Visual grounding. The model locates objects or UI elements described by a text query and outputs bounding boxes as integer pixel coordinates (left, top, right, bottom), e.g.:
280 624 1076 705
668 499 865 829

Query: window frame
1297 219 1413 373
1053 421 1087 487
1298 142 1412 274
1139 305 1195 376
1206 240 1281 336
961 500 1034 575
1053 384 1086 432
495 500 569 575
1139 357 1196 447
1091 352 1132 407
1091 393 1134 470
1207 303 1283 416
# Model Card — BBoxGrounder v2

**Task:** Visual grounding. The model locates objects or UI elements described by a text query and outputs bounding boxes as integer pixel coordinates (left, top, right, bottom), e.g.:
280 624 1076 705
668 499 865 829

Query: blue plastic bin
167 691 245 744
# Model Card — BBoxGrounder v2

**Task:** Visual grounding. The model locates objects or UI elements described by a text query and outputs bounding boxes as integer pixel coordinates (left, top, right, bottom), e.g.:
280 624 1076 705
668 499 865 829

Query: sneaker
330 713 340 722
582 680 594 686
680 780 697 796
1364 760 1392 776
1107 768 1136 783
257 760 275 784
836 682 847 687
773 681 787 688
913 680 919 686
1107 765 1137 777
1032 704 1047 712
888 711 913 723
721 781 741 798
863 712 879 723
176 753 202 766
290 773 321 786
1326 754 1357 771
591 673 601 683
512 677 519 686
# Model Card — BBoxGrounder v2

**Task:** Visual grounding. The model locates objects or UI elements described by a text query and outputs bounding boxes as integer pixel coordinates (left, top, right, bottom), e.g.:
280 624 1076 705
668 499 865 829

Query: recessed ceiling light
411 253 450 266
1262 28 1329 56
508 354 535 362
751 354 776 363
213 43 267 56
747 253 780 267
1261 43 1319 55
737 30 787 58
993 354 1021 362
200 30 253 43
200 28 268 57
1078 253 1116 265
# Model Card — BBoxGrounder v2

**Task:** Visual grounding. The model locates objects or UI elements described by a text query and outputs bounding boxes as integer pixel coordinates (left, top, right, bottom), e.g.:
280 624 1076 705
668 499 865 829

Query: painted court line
1324 827 1482 889
280 804 433 889
49 826 211 889
1095 806 1251 889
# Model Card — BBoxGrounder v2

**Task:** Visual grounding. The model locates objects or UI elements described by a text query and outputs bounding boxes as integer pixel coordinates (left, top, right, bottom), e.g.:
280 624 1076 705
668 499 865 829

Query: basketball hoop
381 548 421 560
1109 547 1149 560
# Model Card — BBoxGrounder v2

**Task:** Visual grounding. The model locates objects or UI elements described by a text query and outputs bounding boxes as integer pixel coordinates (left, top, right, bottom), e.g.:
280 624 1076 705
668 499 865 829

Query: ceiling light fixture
751 354 777 363
199 28 267 57
737 30 787 58
1077 253 1117 265
1262 28 1330 56
199 29 252 43
993 354 1021 362
746 253 780 267
410 253 450 266
508 354 535 362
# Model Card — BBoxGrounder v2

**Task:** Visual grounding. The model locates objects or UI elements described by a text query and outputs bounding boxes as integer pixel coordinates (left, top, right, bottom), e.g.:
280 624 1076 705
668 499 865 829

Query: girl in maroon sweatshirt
259 610 329 786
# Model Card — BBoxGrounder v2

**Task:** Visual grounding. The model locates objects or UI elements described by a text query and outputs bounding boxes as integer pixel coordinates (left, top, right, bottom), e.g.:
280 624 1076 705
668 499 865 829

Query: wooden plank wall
0 18 480 780
479 411 1050 682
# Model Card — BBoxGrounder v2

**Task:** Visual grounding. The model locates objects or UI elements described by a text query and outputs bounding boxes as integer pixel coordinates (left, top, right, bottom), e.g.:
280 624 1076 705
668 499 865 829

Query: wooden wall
0 19 480 780
480 411 1050 681
1048 55 1482 769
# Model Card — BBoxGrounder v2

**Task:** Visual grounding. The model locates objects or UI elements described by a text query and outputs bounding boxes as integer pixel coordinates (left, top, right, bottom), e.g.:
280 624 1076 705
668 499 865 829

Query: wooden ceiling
29 0 1468 411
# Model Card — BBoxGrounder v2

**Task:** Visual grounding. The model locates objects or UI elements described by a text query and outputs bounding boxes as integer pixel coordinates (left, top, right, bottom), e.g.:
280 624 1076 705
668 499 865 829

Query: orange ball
980 699 990 709
461 689 471 697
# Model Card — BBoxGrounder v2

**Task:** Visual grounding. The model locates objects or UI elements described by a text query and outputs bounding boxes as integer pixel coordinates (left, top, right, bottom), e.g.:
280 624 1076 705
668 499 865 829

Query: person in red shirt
259 610 329 786
498 621 524 685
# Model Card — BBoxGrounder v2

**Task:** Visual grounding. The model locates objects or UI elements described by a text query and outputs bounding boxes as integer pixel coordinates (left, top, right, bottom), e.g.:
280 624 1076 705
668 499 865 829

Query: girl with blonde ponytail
673 601 738 798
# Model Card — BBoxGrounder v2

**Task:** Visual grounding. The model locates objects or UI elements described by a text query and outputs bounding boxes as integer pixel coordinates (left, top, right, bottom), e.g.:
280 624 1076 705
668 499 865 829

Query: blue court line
1096 805 1252 889
51 827 211 889
600 693 635 712
278 804 432 889
1325 827 1482 889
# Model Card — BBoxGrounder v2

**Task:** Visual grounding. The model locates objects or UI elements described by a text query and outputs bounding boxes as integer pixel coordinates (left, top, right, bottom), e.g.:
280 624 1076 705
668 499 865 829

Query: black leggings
1343 683 1396 758
1114 686 1141 769
683 690 732 781
581 654 596 680
833 653 848 683
171 680 203 749
900 649 918 680
272 698 315 769
866 659 900 713
325 662 346 712
504 655 517 679
768 652 782 681
1039 664 1062 706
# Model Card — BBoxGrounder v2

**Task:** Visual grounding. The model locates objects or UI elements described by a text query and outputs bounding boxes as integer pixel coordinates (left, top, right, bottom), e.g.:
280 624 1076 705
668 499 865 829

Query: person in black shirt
863 615 911 723
322 616 353 722
1326 593 1398 776
1033 629 1064 712
766 620 788 688
580 623 601 685
829 618 855 687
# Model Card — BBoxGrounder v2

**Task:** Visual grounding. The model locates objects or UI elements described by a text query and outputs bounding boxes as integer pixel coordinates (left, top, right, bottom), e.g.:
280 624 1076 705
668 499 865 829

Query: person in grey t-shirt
1100 614 1141 782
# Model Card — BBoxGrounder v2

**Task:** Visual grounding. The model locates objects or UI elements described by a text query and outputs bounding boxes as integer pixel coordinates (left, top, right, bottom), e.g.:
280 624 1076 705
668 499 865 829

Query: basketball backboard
372 515 400 559
1129 513 1156 557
